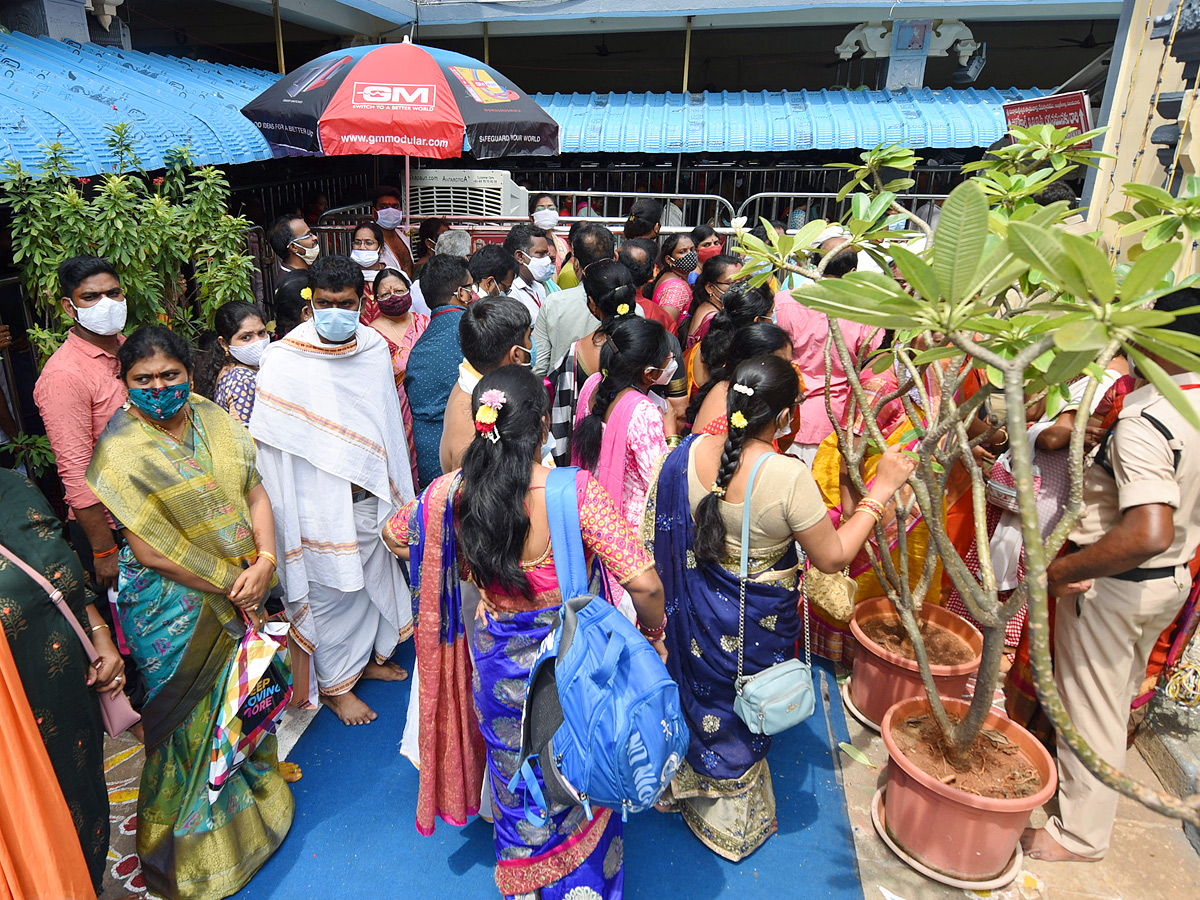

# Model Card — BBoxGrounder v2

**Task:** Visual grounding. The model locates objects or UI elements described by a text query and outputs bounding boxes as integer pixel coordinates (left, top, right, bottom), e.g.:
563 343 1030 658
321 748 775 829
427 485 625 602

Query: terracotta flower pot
880 696 1057 882
848 597 983 728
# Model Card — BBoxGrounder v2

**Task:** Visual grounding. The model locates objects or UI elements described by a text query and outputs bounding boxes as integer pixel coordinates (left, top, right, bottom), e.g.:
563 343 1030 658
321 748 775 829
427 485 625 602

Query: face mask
128 383 190 421
524 254 556 283
71 296 127 336
532 209 560 229
376 207 404 230
228 338 269 368
773 412 793 442
697 243 723 264
647 357 678 386
515 341 534 368
351 249 380 268
292 239 320 264
670 249 698 274
376 290 412 317
311 304 359 343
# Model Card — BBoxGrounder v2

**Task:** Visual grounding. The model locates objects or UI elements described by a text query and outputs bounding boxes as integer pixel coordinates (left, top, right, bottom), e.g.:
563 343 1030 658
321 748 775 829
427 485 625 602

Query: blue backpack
510 467 689 824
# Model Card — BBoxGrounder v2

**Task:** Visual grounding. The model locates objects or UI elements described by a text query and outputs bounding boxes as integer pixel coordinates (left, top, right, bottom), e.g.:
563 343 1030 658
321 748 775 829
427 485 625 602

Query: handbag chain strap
798 552 812 668
736 452 774 684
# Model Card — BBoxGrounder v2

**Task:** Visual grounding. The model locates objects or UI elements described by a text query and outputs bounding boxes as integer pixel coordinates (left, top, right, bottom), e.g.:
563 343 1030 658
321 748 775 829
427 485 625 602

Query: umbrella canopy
240 39 559 160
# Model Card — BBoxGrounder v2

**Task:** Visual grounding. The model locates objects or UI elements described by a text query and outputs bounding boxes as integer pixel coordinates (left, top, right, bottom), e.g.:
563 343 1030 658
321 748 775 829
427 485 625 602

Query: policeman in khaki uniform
1023 288 1200 862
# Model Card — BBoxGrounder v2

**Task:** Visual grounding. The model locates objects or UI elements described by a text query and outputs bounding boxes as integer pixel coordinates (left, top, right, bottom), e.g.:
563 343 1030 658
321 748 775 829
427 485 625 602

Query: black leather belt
1111 566 1177 582
351 488 369 504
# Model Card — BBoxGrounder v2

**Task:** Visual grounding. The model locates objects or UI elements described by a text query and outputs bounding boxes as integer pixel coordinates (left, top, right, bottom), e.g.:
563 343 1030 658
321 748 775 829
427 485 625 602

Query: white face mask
532 209 559 229
291 239 319 264
351 248 380 269
72 295 127 336
523 253 556 283
376 207 404 230
228 337 269 368
647 358 678 386
773 411 793 442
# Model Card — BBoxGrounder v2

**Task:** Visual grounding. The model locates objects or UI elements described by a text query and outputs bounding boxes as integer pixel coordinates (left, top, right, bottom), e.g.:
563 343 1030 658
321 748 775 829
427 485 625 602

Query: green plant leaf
1007 221 1090 300
1061 232 1116 304
1054 319 1108 351
1119 241 1183 302
1126 345 1200 431
932 180 988 303
887 244 940 301
1043 348 1096 384
838 742 878 769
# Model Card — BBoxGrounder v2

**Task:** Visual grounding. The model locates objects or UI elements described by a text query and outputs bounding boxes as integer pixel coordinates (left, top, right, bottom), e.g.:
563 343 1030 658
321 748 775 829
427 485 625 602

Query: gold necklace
141 404 193 443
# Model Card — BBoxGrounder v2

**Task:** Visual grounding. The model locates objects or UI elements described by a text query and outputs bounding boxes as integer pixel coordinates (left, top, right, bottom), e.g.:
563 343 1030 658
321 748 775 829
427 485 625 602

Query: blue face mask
311 304 359 343
524 336 537 368
128 383 190 421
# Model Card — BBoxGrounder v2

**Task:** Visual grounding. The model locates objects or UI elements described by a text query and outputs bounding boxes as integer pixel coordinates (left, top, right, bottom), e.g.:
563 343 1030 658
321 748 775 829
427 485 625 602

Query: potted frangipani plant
734 126 1200 884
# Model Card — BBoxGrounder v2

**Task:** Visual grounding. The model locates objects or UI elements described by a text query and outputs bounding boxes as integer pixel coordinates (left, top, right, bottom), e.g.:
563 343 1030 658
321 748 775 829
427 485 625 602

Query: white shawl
250 321 415 636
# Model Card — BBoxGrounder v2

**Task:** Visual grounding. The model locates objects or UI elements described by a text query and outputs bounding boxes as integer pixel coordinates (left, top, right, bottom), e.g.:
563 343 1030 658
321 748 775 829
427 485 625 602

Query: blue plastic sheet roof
0 33 277 175
532 88 1049 154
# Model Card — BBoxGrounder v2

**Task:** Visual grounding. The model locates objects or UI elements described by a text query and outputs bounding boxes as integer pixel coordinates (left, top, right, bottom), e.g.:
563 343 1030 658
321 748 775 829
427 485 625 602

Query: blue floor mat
233 645 860 899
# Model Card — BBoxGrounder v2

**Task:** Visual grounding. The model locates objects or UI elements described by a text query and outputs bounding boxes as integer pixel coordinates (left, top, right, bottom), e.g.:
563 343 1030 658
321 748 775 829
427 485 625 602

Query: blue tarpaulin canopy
0 32 276 175
533 88 1049 154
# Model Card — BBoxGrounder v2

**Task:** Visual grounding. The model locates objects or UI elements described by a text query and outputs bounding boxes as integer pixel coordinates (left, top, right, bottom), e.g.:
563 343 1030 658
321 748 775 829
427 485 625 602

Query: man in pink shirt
34 257 128 589
774 285 883 466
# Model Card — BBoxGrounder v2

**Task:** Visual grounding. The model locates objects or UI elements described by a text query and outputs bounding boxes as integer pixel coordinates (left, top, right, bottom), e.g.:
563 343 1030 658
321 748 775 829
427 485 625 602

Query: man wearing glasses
34 257 129 591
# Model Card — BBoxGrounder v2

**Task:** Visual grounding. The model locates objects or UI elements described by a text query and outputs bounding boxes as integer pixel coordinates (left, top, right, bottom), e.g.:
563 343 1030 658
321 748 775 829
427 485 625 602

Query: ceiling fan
1059 21 1114 50
569 36 642 58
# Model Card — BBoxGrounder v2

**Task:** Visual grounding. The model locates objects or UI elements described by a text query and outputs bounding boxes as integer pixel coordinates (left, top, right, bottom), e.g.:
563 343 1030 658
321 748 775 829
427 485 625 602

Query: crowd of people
6 184 1200 900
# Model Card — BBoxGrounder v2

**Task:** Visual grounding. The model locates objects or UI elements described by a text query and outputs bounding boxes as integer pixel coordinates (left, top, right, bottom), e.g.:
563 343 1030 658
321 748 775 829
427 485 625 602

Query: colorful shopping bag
208 616 293 802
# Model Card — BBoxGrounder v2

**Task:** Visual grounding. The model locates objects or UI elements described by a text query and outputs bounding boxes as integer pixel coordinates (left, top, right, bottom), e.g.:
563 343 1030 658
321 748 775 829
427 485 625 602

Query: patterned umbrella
241 37 558 160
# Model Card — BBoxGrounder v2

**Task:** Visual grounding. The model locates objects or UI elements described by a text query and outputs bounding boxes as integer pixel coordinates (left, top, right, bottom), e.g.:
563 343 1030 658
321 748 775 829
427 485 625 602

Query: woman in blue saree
87 327 293 899
384 366 666 898
647 356 914 860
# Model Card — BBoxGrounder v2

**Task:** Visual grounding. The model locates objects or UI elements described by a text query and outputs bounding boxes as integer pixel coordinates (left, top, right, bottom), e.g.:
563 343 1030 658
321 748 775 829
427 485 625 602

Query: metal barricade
736 191 949 230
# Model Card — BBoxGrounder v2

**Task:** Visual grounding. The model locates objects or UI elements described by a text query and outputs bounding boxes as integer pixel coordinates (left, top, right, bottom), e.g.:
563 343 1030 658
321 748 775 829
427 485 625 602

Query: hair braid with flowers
693 355 800 563
456 366 549 600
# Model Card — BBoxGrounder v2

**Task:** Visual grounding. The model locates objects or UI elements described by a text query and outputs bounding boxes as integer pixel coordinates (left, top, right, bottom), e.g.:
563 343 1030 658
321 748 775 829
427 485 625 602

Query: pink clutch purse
0 539 141 736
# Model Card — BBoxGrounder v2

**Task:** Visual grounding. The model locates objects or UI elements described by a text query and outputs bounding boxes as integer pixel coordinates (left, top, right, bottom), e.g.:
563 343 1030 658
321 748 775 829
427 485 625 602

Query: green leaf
1125 345 1200 431
1043 348 1096 384
1119 242 1182 302
1054 319 1108 351
932 180 988 303
1061 232 1116 304
1131 333 1200 374
1007 221 1090 300
838 742 878 769
887 244 940 301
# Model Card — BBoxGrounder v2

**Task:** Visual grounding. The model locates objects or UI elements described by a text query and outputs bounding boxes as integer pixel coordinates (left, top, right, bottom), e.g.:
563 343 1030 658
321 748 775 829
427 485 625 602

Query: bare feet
278 761 303 782
1020 827 1101 862
321 690 377 726
363 659 409 682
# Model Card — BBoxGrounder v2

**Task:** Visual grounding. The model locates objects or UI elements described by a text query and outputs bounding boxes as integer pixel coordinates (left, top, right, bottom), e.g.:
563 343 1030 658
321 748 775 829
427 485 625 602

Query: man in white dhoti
251 255 415 725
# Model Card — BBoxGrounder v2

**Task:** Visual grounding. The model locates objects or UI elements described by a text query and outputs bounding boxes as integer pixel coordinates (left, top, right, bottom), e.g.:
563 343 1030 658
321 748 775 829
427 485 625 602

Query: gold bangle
856 498 886 524
257 551 277 568
88 623 110 634
665 434 682 448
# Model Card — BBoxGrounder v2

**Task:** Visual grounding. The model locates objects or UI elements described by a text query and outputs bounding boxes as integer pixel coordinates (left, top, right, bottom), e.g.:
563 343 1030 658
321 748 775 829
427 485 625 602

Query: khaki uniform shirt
1071 373 1200 568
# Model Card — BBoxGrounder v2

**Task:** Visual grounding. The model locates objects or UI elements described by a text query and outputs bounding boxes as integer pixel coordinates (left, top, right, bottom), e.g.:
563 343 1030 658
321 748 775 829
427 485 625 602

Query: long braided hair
573 316 672 472
693 355 800 563
455 365 549 600
685 321 791 427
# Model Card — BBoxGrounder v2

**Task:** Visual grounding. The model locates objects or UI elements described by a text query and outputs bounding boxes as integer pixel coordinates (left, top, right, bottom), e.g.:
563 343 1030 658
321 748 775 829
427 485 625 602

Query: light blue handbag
731 452 816 735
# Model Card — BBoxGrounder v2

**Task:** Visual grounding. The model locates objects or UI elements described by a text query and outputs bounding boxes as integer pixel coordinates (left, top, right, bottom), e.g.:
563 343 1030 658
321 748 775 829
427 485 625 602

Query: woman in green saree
87 326 293 900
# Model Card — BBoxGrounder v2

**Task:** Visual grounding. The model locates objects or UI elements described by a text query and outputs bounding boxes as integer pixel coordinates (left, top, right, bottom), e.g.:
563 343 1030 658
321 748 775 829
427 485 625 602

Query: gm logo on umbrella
353 82 438 110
